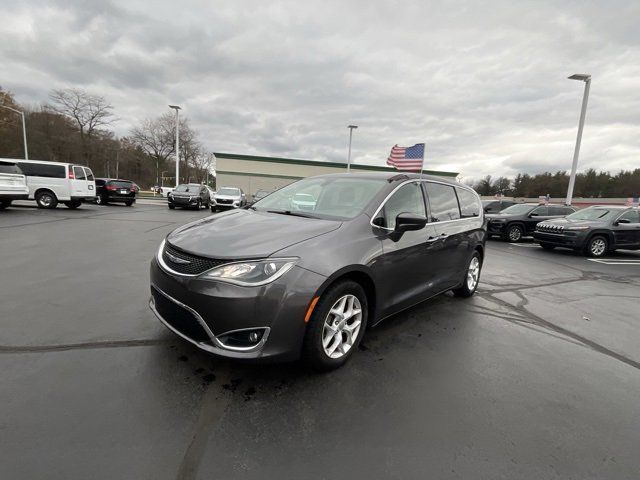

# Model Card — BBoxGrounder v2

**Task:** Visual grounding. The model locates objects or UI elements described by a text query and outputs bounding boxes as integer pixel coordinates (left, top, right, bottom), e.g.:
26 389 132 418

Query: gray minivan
150 172 486 370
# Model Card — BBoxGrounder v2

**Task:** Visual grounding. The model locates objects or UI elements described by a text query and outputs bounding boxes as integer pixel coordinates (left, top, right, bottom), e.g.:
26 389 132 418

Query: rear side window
73 166 87 180
549 206 572 215
17 162 66 178
0 161 21 174
456 187 480 218
378 182 426 229
84 168 95 181
425 183 460 222
618 210 640 223
95 179 106 186
530 206 548 216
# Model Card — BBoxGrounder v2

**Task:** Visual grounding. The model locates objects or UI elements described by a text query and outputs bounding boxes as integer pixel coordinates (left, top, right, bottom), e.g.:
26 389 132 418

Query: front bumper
149 257 326 361
169 196 199 207
533 231 587 248
487 221 507 235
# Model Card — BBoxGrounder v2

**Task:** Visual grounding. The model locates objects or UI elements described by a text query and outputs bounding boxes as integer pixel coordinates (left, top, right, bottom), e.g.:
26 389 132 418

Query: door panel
613 211 640 247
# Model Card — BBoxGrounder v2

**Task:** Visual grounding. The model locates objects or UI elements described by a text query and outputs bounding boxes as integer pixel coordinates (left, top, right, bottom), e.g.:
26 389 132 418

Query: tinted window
549 206 573 215
73 166 86 179
84 168 94 181
0 161 21 174
425 183 460 222
618 210 640 223
95 179 106 186
108 180 132 188
530 206 548 216
378 182 426 229
456 187 480 218
17 162 66 178
501 204 535 215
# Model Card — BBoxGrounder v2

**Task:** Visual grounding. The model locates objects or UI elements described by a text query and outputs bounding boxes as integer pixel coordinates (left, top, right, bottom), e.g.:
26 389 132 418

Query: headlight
168 192 173 198
157 238 166 261
566 226 590 230
200 258 297 286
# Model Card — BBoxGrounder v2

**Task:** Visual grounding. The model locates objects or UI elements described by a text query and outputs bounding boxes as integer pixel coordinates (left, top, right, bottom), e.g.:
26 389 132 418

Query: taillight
105 185 116 191
68 169 75 179
130 187 135 192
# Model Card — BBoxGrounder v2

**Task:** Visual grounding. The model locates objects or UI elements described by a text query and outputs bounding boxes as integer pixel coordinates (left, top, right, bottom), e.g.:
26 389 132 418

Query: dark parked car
482 199 516 213
149 172 486 370
534 206 640 257
486 203 576 242
168 183 211 210
95 178 136 206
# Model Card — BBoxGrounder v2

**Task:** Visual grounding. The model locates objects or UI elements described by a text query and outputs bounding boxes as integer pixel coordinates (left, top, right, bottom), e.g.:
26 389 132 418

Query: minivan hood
167 209 341 258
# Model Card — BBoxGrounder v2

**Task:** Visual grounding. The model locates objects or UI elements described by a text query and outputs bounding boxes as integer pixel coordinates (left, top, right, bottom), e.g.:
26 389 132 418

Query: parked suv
95 178 136 206
211 187 246 212
0 159 29 210
534 206 640 257
150 173 486 370
15 159 95 209
486 203 576 242
168 183 211 210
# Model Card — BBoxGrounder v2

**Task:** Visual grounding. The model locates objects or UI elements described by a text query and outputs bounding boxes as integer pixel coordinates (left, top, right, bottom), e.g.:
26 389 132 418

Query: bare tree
49 88 114 139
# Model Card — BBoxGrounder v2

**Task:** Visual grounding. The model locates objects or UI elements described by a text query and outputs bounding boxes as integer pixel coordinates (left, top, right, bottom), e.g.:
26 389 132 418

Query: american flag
387 143 425 172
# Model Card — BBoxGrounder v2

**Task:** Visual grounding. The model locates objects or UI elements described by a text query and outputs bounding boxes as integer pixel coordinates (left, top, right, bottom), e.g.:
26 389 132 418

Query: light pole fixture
0 103 29 160
347 125 358 172
169 105 181 187
565 73 591 206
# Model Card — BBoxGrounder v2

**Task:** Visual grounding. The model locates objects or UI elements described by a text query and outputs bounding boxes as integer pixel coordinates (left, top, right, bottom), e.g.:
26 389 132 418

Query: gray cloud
1 0 639 180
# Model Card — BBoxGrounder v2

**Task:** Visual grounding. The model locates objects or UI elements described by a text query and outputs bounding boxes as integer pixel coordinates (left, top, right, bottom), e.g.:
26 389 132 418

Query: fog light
249 332 259 342
217 328 266 350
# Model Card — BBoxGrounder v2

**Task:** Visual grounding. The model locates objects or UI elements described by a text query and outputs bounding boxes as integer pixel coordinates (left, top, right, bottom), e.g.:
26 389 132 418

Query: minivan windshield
253 176 387 220
500 204 534 215
566 208 615 221
174 184 201 192
218 188 240 196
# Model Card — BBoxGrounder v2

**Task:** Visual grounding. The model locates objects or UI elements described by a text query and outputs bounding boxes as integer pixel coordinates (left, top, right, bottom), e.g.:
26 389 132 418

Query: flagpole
419 143 425 180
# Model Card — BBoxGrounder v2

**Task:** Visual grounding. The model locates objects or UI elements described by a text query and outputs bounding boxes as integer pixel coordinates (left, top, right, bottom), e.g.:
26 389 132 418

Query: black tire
452 251 482 298
540 243 555 250
506 224 523 242
210 206 217 213
302 280 368 371
64 200 81 209
168 204 175 210
125 200 133 207
0 200 12 210
35 190 58 209
196 199 202 210
585 235 608 258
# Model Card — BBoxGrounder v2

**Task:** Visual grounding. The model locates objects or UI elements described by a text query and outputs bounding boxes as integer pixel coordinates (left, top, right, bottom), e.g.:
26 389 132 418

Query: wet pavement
1 203 639 479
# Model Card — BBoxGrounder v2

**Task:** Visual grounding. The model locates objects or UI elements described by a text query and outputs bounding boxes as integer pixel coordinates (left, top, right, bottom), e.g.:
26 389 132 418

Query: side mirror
395 212 427 232
616 218 631 225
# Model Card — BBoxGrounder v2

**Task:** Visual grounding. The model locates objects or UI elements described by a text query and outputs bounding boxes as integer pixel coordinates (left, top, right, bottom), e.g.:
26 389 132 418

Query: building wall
214 153 460 195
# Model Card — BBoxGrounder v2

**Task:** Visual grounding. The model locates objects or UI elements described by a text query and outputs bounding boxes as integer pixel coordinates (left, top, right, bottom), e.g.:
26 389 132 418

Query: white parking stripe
508 243 540 248
588 259 640 265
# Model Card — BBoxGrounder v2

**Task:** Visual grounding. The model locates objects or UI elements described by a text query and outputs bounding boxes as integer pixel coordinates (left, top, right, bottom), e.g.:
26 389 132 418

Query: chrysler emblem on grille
166 252 191 264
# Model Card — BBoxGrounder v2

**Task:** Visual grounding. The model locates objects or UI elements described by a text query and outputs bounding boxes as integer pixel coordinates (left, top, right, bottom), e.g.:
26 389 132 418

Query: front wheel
302 280 368 371
506 224 523 242
585 235 608 258
168 204 175 210
35 191 58 209
452 252 482 298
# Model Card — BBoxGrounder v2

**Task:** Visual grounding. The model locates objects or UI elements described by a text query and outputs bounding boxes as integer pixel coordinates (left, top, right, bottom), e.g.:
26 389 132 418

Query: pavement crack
0 339 172 354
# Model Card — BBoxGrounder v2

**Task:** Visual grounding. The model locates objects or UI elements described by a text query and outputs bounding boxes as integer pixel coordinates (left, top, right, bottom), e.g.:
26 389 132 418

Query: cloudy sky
1 0 639 180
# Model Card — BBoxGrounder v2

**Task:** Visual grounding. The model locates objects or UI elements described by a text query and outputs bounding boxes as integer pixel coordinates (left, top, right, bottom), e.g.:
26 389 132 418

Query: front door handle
426 233 448 243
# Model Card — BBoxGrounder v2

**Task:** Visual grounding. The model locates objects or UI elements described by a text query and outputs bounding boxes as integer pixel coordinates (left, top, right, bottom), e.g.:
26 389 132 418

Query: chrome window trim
149 285 271 354
369 179 483 230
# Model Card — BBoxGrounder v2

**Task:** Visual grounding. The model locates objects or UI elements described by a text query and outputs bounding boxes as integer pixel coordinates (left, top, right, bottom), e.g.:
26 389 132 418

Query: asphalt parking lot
1 203 640 480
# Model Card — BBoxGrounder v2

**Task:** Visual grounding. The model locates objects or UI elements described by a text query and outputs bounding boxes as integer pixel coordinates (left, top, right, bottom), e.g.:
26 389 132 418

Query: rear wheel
540 243 555 250
168 204 175 210
302 280 368 371
125 200 133 207
506 224 523 242
452 252 482 298
63 200 81 209
585 235 608 258
0 200 12 210
35 190 58 209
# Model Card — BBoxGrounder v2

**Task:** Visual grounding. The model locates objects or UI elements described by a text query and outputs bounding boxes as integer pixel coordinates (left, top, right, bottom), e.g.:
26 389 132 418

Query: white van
14 159 96 209
0 159 29 210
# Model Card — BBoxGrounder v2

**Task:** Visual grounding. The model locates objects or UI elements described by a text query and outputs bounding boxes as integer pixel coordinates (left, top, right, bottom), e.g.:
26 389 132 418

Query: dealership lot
1 204 639 479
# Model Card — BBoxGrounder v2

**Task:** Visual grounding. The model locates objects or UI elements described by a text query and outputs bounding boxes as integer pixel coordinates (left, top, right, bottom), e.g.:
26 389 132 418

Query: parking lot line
588 259 640 265
508 243 540 248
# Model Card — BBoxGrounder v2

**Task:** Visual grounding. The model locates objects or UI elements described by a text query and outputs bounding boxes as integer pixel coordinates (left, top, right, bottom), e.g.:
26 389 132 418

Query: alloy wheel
508 226 522 242
467 256 480 291
590 238 606 257
322 294 362 359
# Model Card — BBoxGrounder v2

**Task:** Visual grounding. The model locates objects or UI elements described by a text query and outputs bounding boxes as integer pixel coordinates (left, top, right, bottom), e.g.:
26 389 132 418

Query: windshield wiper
266 209 318 219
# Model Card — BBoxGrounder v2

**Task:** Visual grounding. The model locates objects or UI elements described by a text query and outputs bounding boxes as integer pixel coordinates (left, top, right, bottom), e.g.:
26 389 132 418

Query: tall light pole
0 104 29 160
169 105 181 187
347 125 358 172
565 74 591 206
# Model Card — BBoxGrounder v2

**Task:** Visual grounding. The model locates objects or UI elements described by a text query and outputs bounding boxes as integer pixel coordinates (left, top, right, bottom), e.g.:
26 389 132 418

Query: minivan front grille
162 242 227 275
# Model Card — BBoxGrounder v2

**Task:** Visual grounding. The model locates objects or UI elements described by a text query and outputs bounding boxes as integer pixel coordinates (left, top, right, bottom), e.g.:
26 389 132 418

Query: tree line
470 170 639 199
0 87 214 188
